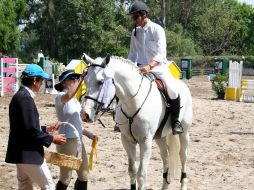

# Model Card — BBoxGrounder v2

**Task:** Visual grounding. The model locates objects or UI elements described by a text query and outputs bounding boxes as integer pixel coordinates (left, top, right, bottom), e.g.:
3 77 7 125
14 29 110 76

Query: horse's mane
110 56 140 72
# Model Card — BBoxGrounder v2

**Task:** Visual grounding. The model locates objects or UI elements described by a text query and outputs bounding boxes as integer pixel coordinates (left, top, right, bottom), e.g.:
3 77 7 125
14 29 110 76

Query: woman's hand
53 134 66 145
82 129 97 140
61 77 83 103
46 121 62 133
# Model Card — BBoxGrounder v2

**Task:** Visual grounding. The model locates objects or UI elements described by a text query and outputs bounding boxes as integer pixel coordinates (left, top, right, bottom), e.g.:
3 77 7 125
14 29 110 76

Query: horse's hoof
114 124 121 132
131 183 136 190
180 185 187 190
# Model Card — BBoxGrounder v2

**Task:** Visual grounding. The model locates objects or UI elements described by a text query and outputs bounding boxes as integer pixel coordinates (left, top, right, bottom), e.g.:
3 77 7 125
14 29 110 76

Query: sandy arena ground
0 75 253 190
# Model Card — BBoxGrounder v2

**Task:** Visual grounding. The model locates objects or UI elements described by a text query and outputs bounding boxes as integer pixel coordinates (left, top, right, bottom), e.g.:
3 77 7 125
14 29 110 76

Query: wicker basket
45 150 82 170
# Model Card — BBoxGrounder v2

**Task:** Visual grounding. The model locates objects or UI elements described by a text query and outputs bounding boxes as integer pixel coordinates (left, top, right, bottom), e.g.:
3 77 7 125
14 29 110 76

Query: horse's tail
167 133 180 179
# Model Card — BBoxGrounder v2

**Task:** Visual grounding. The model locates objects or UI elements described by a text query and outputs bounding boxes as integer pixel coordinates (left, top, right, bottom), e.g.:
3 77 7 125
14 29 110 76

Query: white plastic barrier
226 60 243 101
241 79 254 103
44 60 58 94
228 60 243 89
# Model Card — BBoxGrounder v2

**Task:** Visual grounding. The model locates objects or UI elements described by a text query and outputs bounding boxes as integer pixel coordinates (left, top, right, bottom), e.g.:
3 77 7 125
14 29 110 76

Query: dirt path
0 76 253 190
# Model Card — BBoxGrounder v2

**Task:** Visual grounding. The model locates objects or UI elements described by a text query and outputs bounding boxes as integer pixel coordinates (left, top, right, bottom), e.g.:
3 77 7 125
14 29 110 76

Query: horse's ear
105 54 110 65
81 53 95 65
101 54 110 66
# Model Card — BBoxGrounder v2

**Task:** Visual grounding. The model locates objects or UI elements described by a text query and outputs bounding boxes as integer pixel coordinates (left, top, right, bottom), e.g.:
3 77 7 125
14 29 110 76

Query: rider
128 1 183 135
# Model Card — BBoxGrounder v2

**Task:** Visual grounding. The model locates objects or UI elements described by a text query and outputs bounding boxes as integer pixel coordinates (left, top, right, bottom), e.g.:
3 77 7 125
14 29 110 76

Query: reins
97 94 116 128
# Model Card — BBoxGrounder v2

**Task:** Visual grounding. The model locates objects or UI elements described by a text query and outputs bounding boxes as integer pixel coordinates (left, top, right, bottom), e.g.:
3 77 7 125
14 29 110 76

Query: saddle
155 79 171 106
145 73 171 106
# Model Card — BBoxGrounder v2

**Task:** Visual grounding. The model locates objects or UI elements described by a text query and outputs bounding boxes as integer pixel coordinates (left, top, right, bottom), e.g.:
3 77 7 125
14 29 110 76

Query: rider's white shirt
128 20 179 99
128 20 167 67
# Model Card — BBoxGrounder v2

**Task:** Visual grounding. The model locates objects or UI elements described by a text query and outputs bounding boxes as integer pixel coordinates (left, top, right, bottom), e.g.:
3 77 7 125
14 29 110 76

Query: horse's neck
109 60 144 107
113 65 141 97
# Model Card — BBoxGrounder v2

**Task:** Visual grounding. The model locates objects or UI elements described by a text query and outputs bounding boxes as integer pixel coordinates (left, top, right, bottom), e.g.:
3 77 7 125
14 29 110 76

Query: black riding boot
171 95 183 135
55 181 68 190
74 179 87 190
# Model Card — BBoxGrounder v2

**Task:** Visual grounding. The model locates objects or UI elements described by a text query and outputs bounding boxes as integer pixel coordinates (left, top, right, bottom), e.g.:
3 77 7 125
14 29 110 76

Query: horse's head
81 54 115 122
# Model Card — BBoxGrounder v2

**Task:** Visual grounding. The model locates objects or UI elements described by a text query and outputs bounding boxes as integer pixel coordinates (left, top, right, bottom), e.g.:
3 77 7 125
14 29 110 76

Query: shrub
211 73 228 96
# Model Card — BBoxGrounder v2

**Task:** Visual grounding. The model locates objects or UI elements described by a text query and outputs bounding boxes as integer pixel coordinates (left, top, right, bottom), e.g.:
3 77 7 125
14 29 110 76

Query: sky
238 0 254 7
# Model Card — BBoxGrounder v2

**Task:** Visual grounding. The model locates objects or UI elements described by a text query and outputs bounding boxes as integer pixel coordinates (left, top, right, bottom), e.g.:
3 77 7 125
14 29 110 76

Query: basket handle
58 121 78 132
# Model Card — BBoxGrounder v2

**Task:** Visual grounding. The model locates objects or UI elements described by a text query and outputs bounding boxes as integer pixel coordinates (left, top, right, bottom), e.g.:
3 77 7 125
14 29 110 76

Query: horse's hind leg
155 136 170 190
179 125 190 190
121 134 137 190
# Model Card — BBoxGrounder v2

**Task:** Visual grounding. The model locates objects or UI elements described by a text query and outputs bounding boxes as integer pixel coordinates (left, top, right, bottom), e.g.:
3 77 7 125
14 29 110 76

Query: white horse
81 55 192 190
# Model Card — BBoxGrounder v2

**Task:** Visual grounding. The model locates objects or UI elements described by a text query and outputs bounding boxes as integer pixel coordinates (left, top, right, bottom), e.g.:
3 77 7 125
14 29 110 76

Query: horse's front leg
155 137 170 190
137 135 153 190
179 128 190 190
121 134 137 190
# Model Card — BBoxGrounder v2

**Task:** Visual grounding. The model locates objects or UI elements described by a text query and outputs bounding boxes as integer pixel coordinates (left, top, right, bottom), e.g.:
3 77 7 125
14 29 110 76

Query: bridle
83 64 111 120
84 63 141 115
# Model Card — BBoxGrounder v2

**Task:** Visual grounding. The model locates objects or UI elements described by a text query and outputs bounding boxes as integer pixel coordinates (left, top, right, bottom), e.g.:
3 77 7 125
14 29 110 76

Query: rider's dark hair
134 10 148 36
21 76 41 87
138 10 147 19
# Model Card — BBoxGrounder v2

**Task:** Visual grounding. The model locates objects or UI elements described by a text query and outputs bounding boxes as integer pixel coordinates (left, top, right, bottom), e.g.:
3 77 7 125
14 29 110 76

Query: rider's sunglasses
132 14 140 20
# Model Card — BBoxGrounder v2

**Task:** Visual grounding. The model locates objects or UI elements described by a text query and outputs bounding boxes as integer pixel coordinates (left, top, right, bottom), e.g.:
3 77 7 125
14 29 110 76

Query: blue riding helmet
22 64 49 80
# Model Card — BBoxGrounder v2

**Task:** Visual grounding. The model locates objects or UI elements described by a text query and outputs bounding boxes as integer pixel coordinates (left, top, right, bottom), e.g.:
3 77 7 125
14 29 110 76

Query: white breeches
16 160 55 190
150 63 179 99
56 138 88 185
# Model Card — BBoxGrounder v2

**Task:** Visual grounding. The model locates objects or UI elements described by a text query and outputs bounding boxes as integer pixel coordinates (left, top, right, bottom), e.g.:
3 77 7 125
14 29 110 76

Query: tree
232 2 254 55
165 0 218 29
26 0 123 61
0 0 19 55
166 25 202 56
7 0 254 63
190 2 241 55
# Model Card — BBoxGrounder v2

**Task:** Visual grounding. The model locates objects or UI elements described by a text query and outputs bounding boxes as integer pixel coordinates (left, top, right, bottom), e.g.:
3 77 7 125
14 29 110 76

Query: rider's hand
139 65 151 74
53 134 66 145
